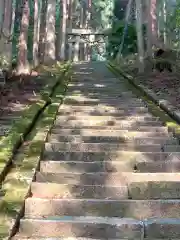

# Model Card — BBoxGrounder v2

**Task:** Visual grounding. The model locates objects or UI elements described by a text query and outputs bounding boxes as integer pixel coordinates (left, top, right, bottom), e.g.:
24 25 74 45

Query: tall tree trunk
13 0 24 58
58 0 67 60
150 0 159 47
0 0 5 31
44 0 56 64
162 0 168 48
146 0 153 57
0 0 14 68
135 0 144 73
38 0 47 64
68 0 73 60
17 0 30 74
55 0 61 60
33 0 41 67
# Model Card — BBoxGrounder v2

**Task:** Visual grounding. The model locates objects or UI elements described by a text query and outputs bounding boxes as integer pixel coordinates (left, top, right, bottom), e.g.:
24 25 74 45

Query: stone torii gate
60 0 112 62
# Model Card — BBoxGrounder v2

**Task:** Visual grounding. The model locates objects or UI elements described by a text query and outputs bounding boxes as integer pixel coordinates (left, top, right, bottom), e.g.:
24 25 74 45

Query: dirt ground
0 71 45 118
134 70 180 111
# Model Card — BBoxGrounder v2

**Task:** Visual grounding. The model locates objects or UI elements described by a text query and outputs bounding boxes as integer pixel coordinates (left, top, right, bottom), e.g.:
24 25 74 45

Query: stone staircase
12 62 180 239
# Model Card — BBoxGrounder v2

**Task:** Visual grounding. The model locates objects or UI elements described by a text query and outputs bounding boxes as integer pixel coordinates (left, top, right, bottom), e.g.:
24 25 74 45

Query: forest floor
0 71 44 117
0 70 47 136
112 56 180 112
134 70 180 111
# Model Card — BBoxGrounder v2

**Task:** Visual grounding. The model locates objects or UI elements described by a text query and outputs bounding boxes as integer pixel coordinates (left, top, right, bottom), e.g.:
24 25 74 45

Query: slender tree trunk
162 0 168 48
146 0 153 57
58 0 67 60
38 0 47 64
0 0 5 31
13 0 24 58
68 0 73 60
150 0 159 47
55 0 61 60
44 0 56 64
33 0 40 67
17 0 30 74
0 0 14 67
135 0 144 73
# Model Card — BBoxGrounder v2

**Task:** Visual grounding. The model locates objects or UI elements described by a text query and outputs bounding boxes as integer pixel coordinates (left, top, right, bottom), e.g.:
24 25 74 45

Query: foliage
106 21 138 58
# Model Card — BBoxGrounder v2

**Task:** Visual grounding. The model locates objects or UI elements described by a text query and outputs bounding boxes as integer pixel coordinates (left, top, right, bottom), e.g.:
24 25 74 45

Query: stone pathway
13 62 180 239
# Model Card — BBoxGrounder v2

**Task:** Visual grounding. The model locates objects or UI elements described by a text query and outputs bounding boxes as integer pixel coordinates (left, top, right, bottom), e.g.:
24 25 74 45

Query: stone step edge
48 135 178 144
39 160 180 173
18 217 180 239
25 197 180 203
11 237 178 240
34 172 180 184
45 142 180 152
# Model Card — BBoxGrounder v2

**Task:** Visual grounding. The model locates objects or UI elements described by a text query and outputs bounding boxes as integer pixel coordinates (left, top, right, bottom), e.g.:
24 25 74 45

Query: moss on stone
0 66 71 238
0 63 71 183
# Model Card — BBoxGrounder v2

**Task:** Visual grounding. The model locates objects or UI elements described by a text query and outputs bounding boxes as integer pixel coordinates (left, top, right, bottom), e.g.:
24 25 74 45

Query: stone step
65 95 145 103
25 198 180 219
48 134 178 145
70 78 121 84
35 171 126 185
60 104 149 113
68 82 126 87
145 218 180 239
68 86 136 94
18 217 143 238
45 142 177 153
40 159 180 173
53 121 168 130
35 171 180 186
30 182 128 199
63 98 146 106
39 160 135 173
67 87 134 93
58 109 159 119
67 91 136 97
32 173 180 199
12 237 113 240
63 99 147 107
64 93 141 99
43 151 180 163
50 129 171 138
54 116 164 126
58 111 155 119
17 217 180 239
135 160 180 172
67 82 126 88
55 115 162 126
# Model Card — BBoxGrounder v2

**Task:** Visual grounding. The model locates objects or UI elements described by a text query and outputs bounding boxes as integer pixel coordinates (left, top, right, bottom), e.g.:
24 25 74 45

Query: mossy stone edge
0 70 71 239
0 66 70 183
107 61 180 136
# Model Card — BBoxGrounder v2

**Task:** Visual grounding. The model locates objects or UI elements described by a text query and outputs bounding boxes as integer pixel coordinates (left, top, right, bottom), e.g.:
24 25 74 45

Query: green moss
0 71 70 239
0 63 72 183
0 67 71 238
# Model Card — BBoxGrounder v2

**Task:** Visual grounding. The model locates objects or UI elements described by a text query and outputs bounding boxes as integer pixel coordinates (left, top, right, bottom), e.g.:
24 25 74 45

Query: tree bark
0 0 14 68
44 0 56 64
146 0 153 57
38 0 47 64
17 0 30 74
59 0 67 60
0 1 5 31
162 0 168 48
33 0 40 67
150 0 159 47
135 0 144 73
